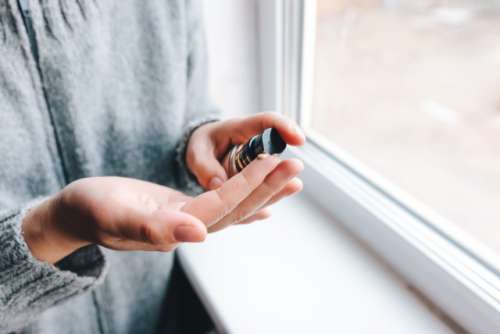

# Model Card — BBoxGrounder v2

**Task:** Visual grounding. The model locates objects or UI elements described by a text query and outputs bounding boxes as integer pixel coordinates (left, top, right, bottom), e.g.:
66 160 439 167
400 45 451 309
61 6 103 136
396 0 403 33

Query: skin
22 112 305 264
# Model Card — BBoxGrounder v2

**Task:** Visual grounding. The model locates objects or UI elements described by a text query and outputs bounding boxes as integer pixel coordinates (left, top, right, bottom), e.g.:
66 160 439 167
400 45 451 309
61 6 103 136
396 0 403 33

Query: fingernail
174 225 200 242
208 176 224 190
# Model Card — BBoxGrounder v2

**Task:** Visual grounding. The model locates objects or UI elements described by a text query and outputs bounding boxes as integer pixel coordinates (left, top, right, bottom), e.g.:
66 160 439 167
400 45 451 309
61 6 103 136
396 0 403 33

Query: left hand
185 112 306 231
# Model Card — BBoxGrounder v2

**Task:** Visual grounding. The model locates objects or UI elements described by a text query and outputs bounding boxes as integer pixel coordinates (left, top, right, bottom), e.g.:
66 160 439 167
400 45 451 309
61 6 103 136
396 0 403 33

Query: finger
115 206 207 247
262 177 303 208
235 178 302 226
187 140 228 190
230 112 306 146
237 207 272 225
181 154 281 226
208 158 303 233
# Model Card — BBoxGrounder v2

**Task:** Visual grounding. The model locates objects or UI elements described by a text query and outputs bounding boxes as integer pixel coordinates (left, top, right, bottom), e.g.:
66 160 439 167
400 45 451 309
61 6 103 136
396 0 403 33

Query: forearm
0 200 106 333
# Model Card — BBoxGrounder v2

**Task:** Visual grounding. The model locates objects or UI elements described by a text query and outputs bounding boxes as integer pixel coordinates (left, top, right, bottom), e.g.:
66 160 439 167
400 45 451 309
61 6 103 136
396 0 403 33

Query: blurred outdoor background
312 0 500 256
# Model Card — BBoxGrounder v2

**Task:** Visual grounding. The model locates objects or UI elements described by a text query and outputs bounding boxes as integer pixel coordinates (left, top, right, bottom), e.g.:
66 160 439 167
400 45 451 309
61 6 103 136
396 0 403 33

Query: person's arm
0 198 106 333
2 148 301 332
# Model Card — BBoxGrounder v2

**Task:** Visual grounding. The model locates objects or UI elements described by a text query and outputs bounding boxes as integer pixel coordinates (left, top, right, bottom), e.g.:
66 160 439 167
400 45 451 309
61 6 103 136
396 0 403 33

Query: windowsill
179 193 454 333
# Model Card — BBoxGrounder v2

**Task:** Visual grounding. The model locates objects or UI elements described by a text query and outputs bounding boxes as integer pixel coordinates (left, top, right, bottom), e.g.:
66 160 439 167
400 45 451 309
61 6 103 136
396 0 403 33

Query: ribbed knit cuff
175 117 219 195
0 199 107 331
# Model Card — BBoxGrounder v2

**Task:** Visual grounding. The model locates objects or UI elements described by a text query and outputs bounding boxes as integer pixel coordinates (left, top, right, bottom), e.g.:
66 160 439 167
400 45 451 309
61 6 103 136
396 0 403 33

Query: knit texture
0 199 106 332
0 0 218 332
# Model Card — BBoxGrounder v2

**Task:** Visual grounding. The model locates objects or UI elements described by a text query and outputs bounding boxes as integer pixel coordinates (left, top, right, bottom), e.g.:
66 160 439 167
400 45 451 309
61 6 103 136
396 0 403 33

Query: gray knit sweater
0 0 217 333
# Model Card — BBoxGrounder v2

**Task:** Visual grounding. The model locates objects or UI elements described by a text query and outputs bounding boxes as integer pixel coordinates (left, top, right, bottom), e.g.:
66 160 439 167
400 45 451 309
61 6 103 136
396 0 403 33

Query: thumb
189 151 229 190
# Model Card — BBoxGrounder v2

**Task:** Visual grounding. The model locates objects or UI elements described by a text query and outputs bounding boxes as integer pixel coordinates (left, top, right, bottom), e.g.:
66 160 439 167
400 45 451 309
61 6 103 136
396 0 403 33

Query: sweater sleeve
175 0 221 195
0 198 107 333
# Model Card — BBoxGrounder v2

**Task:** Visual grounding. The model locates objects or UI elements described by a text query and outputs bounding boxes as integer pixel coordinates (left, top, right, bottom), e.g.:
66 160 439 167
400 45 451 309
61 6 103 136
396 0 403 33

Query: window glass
311 0 500 257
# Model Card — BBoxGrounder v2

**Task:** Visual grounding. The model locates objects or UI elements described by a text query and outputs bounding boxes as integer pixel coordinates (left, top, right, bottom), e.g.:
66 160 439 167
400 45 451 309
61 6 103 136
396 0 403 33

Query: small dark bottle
222 128 287 177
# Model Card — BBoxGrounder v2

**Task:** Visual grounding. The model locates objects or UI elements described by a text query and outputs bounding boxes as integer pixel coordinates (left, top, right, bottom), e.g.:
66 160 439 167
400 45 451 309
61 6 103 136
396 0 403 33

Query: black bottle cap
262 128 287 155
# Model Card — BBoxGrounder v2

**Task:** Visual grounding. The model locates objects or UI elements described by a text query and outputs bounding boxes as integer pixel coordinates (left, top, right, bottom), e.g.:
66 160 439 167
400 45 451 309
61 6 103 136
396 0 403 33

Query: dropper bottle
222 128 287 177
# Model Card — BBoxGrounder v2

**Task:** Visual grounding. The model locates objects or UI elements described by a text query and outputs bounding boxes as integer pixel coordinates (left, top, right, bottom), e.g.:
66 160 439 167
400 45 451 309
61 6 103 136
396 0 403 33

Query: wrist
22 196 88 264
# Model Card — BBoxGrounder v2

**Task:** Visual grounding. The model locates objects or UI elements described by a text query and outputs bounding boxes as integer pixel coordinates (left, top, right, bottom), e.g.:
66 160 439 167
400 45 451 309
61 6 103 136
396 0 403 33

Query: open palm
41 153 302 262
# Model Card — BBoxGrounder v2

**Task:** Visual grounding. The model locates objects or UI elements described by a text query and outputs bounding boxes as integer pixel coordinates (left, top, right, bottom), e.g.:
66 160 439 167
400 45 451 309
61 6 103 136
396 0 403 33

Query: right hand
23 154 302 264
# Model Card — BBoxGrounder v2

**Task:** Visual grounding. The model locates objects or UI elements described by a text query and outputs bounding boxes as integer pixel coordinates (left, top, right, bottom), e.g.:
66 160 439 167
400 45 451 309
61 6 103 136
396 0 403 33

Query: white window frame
257 0 500 332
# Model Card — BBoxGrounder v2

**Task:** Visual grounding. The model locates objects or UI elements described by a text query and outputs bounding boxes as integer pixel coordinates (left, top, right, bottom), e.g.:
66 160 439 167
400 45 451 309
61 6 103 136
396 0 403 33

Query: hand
22 152 300 264
186 112 306 230
22 177 204 264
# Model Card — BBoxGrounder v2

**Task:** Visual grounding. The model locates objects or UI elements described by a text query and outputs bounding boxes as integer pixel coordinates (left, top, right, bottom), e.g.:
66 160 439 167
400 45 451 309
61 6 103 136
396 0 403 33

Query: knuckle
232 209 250 224
213 189 232 219
239 169 254 189
188 145 212 167
139 222 159 245
187 155 209 185
256 111 276 119
187 149 202 169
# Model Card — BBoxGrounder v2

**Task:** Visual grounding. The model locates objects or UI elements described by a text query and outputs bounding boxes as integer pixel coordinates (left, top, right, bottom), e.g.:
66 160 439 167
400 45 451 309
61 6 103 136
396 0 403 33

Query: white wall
203 0 261 117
